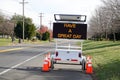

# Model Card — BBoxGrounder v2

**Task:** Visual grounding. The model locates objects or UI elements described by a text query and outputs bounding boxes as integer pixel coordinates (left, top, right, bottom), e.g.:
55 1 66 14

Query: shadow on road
0 66 92 80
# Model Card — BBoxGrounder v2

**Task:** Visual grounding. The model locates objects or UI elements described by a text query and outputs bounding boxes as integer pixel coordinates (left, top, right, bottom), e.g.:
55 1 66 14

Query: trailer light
56 52 58 57
79 53 81 57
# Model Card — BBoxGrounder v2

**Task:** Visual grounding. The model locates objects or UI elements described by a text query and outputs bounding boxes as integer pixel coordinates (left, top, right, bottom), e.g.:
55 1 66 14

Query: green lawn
0 38 13 46
78 41 120 80
0 38 50 46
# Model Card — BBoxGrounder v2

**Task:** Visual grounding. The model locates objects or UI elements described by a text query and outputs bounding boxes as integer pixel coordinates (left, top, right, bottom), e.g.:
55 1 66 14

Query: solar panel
54 14 86 22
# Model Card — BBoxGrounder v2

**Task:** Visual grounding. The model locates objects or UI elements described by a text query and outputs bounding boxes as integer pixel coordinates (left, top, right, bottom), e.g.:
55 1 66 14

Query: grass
77 40 120 80
0 38 13 46
0 38 50 46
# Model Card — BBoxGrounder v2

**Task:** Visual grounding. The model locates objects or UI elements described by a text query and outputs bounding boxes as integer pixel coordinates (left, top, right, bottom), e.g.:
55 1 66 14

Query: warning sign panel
53 23 87 39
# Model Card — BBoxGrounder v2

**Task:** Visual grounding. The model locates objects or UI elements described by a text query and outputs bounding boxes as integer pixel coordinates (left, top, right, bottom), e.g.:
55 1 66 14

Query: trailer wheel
54 60 57 64
80 62 82 65
82 59 86 71
51 58 54 69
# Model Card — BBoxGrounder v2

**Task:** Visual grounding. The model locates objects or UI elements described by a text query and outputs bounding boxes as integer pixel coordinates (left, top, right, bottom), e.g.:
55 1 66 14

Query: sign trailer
50 14 88 71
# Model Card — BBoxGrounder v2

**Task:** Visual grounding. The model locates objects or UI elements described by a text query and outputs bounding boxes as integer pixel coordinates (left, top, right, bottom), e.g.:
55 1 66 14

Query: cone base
86 68 93 74
41 70 50 72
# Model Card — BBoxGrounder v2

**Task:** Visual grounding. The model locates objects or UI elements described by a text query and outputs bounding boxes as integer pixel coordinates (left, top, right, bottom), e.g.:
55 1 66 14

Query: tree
0 12 15 39
11 14 23 22
14 17 36 41
3 21 14 39
88 0 120 41
25 23 36 40
14 21 23 39
42 31 50 41
39 25 48 34
36 32 41 40
37 25 48 40
101 0 120 41
88 7 107 40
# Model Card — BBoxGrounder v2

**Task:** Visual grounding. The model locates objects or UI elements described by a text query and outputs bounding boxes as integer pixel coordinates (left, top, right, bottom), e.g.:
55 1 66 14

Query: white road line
0 49 53 75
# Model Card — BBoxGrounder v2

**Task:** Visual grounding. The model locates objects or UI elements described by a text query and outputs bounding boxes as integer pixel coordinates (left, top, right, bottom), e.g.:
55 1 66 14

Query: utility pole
20 0 28 42
12 13 17 42
39 13 43 28
49 20 52 42
49 20 52 30
39 13 43 40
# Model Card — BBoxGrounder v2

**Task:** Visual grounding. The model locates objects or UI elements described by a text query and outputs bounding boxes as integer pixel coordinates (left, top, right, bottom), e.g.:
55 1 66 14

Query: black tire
82 59 86 71
80 62 82 65
51 58 54 69
54 60 57 64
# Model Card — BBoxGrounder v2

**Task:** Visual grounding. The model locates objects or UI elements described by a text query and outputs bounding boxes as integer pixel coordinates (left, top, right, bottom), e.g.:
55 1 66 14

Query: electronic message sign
53 23 87 39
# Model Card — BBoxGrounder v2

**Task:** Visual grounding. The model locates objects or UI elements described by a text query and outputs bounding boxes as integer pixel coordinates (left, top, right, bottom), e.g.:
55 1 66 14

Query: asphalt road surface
0 40 92 80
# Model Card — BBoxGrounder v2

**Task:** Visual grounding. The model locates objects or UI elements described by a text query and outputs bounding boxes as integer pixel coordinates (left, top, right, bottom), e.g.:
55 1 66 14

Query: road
0 40 92 80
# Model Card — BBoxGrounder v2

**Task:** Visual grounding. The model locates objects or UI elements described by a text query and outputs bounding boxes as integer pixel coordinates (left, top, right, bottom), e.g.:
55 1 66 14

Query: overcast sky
0 0 102 28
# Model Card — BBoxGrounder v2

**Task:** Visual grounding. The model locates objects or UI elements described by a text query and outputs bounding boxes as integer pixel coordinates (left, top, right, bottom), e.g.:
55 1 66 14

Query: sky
0 0 102 28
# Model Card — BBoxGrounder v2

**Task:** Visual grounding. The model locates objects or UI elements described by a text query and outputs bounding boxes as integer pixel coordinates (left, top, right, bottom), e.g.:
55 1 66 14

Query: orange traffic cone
86 62 93 74
86 56 92 61
86 56 93 74
42 57 50 72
